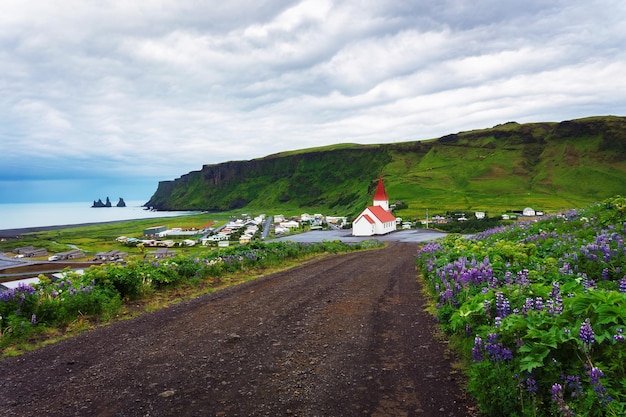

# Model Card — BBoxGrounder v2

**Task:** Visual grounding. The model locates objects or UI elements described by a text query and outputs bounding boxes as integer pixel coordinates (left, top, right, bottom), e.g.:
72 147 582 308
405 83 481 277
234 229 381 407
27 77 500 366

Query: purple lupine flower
589 367 604 385
551 383 574 417
550 282 560 299
613 328 624 342
561 374 583 398
494 316 502 328
522 297 534 317
526 377 538 395
495 292 511 318
547 283 564 316
551 383 563 403
581 274 597 291
589 366 612 405
515 269 530 286
472 336 483 362
553 295 563 316
31 314 37 325
579 318 595 348
559 262 572 275
484 333 513 361
619 276 626 293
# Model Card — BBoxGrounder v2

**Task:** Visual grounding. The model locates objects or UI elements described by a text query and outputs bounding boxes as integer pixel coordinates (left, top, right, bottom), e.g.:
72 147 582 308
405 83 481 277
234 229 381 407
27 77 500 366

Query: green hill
145 116 626 219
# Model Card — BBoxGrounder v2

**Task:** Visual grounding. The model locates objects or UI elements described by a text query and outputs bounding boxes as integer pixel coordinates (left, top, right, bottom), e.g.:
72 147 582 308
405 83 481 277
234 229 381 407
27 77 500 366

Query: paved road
0 254 35 270
270 228 448 243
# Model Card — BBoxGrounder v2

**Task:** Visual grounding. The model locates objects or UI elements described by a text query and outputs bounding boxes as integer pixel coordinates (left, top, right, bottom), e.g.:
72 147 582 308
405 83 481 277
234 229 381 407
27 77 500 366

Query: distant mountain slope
145 116 626 218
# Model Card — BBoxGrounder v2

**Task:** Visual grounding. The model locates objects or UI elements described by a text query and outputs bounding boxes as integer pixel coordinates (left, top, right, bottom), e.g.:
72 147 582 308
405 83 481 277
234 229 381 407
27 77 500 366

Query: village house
48 249 84 261
326 216 347 228
279 220 300 229
352 177 397 236
93 250 127 261
12 246 48 258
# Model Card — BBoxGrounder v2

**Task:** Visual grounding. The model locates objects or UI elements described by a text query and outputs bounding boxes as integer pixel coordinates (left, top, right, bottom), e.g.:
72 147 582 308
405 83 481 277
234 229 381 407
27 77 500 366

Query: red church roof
367 205 396 223
373 177 388 201
361 214 375 224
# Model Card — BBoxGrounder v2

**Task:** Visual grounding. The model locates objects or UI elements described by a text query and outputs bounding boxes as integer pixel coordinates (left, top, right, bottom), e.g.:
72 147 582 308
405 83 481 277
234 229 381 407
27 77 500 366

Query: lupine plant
1 239 382 350
416 196 626 417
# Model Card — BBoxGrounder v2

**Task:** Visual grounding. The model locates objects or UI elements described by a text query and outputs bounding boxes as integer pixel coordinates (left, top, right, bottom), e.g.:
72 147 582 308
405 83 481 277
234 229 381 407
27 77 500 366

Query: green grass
0 213 228 257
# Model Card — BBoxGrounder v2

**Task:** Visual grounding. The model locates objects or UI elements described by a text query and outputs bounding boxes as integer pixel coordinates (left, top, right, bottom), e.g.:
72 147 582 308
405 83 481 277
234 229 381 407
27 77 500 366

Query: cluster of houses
424 207 545 225
12 245 48 258
48 249 84 261
93 249 127 262
9 246 86 262
351 176 546 236
201 216 264 245
3 176 547 270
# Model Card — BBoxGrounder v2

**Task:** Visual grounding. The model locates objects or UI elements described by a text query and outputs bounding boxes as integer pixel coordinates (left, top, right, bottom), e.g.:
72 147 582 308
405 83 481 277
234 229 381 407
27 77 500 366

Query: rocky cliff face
144 147 394 212
144 116 626 214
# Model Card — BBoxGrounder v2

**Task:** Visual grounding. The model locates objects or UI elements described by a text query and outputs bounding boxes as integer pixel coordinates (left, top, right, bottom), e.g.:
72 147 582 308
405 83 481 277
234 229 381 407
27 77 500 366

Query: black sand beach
0 220 139 239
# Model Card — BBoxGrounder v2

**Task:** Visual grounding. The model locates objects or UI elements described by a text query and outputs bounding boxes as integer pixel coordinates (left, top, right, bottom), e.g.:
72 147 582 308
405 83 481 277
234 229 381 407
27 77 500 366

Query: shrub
417 196 626 416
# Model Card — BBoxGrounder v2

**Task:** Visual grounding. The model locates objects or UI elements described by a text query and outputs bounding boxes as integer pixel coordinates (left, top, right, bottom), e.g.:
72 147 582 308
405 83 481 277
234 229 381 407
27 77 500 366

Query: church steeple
373 177 389 211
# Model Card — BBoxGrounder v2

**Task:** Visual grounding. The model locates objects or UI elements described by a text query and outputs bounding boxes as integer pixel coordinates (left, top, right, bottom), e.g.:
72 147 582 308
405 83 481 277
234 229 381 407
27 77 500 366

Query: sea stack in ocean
92 197 125 207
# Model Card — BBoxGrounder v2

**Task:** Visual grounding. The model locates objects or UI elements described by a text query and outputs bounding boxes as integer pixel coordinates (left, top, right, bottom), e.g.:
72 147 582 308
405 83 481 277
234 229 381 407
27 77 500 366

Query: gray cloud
1 0 625 202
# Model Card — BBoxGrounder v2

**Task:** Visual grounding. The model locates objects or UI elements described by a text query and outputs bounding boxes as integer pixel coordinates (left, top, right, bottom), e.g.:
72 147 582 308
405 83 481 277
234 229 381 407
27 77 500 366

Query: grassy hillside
145 116 626 219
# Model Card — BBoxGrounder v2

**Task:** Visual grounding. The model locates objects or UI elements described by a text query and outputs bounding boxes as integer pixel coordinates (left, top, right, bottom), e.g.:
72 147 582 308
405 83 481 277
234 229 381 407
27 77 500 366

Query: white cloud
1 0 625 202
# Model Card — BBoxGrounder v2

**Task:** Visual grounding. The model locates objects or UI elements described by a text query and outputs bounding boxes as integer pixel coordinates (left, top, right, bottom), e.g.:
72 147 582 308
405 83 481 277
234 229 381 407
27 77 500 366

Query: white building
352 177 397 236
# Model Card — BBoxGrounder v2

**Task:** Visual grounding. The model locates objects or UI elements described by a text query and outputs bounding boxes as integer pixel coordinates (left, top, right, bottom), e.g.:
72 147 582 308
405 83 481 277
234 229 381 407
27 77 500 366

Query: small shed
12 246 35 254
54 249 84 260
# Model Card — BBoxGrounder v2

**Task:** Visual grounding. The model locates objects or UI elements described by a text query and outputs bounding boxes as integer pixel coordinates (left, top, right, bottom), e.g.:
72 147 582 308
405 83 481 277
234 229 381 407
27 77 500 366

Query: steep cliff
145 116 626 216
145 147 394 214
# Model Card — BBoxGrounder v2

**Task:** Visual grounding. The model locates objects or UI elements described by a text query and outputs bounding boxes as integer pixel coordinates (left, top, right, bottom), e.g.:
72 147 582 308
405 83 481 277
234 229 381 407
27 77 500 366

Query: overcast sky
2 0 625 203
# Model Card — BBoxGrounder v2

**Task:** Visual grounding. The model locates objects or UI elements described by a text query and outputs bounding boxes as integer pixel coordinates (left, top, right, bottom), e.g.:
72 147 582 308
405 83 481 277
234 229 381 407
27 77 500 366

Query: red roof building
352 177 396 236
373 177 389 211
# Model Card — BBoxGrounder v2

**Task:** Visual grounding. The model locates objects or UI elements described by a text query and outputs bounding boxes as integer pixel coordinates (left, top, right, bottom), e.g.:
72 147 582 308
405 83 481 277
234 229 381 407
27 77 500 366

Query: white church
352 177 397 236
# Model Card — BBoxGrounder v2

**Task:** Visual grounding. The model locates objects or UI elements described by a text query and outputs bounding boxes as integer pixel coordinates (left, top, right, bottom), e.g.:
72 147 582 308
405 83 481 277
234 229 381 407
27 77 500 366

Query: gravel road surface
0 242 475 417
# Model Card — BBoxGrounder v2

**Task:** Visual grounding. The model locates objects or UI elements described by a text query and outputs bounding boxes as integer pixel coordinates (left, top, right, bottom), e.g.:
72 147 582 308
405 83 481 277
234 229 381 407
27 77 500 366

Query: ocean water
0 201 198 230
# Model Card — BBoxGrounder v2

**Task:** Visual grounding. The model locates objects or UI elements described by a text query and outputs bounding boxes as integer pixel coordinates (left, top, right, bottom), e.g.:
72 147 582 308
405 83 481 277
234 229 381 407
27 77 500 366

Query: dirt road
0 242 475 416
